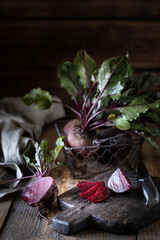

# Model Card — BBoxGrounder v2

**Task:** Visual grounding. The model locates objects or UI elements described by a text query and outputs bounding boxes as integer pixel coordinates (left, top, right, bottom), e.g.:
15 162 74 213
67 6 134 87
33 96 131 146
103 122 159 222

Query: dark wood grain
138 220 160 240
0 0 160 18
0 122 159 239
0 70 69 103
0 193 137 240
53 168 160 235
1 20 160 72
0 194 15 230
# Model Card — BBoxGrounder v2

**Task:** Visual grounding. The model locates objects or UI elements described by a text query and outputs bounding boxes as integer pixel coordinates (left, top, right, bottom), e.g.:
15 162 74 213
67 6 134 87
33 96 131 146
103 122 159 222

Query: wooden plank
54 169 160 235
0 70 63 98
0 194 15 230
0 0 160 19
141 137 160 177
1 20 160 71
0 69 154 100
138 220 160 240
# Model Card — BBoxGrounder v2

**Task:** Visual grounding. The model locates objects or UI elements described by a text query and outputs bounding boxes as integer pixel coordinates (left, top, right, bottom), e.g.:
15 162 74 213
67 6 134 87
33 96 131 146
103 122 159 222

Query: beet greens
22 50 160 154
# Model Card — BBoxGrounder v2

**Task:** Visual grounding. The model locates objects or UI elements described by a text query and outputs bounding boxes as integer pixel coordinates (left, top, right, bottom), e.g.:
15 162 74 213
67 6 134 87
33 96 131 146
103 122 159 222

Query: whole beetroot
1 137 65 223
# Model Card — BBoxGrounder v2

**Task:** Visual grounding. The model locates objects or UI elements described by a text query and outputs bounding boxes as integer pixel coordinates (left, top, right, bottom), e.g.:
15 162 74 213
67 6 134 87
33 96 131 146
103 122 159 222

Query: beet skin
21 176 58 208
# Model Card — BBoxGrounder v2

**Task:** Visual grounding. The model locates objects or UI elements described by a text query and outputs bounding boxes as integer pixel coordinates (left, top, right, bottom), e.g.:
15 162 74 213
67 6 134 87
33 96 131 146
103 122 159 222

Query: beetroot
20 138 64 221
107 168 132 193
66 124 96 158
1 137 64 223
62 118 80 138
21 176 58 207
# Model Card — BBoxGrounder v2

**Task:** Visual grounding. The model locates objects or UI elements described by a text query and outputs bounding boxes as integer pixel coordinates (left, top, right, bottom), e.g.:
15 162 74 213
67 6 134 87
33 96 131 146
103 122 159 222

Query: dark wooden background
1 0 160 108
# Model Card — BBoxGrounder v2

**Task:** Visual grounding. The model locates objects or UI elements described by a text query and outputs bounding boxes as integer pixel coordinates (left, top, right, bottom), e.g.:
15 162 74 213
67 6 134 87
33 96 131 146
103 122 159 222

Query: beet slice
79 182 101 199
87 183 110 203
21 176 58 207
77 181 103 192
107 168 132 193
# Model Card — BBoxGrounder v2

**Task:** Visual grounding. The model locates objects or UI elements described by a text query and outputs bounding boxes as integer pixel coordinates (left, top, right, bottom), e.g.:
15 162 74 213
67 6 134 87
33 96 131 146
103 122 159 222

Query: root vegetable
21 176 58 208
66 123 96 158
108 168 132 193
62 118 80 138
1 137 64 223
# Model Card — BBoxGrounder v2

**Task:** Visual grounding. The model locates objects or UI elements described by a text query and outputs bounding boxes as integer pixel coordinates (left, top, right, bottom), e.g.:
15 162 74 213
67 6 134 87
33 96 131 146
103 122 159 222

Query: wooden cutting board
52 167 160 235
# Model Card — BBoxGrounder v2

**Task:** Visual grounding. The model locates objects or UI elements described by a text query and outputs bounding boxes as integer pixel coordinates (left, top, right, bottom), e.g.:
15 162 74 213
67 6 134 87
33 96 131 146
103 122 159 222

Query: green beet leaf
143 135 160 156
116 97 160 121
23 141 40 173
50 136 65 161
73 50 96 90
105 115 130 130
96 55 128 102
22 88 52 109
146 110 160 126
23 137 65 176
113 117 130 130
130 122 160 136
57 61 79 97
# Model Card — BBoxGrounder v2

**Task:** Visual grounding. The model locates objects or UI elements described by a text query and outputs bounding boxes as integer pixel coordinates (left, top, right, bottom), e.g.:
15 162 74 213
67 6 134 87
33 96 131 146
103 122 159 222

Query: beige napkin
0 97 65 197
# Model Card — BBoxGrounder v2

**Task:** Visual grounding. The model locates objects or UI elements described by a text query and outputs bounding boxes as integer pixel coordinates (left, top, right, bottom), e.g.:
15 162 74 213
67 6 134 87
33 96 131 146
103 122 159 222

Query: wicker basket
55 120 143 179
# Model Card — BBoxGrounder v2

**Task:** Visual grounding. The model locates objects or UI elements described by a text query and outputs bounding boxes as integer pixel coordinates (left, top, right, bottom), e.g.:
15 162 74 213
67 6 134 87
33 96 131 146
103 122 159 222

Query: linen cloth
0 97 65 197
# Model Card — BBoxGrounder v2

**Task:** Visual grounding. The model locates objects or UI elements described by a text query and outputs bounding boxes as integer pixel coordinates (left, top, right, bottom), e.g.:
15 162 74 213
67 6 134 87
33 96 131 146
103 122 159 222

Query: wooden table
0 123 160 240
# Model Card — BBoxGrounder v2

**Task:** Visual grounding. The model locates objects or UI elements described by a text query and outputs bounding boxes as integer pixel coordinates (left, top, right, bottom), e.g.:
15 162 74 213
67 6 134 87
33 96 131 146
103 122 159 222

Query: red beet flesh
77 181 110 203
21 176 58 208
87 182 110 203
107 168 132 193
79 183 101 199
77 181 103 192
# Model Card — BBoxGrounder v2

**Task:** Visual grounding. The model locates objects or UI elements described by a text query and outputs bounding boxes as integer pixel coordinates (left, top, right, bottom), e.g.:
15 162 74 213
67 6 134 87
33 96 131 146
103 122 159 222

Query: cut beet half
107 168 132 193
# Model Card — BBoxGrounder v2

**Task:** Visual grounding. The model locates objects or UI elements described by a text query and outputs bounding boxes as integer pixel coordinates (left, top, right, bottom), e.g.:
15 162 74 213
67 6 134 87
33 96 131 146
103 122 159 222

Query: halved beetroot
107 168 132 193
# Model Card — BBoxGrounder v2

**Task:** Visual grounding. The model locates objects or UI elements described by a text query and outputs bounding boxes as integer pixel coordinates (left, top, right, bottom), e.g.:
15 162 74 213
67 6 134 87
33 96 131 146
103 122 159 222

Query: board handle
52 204 91 235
